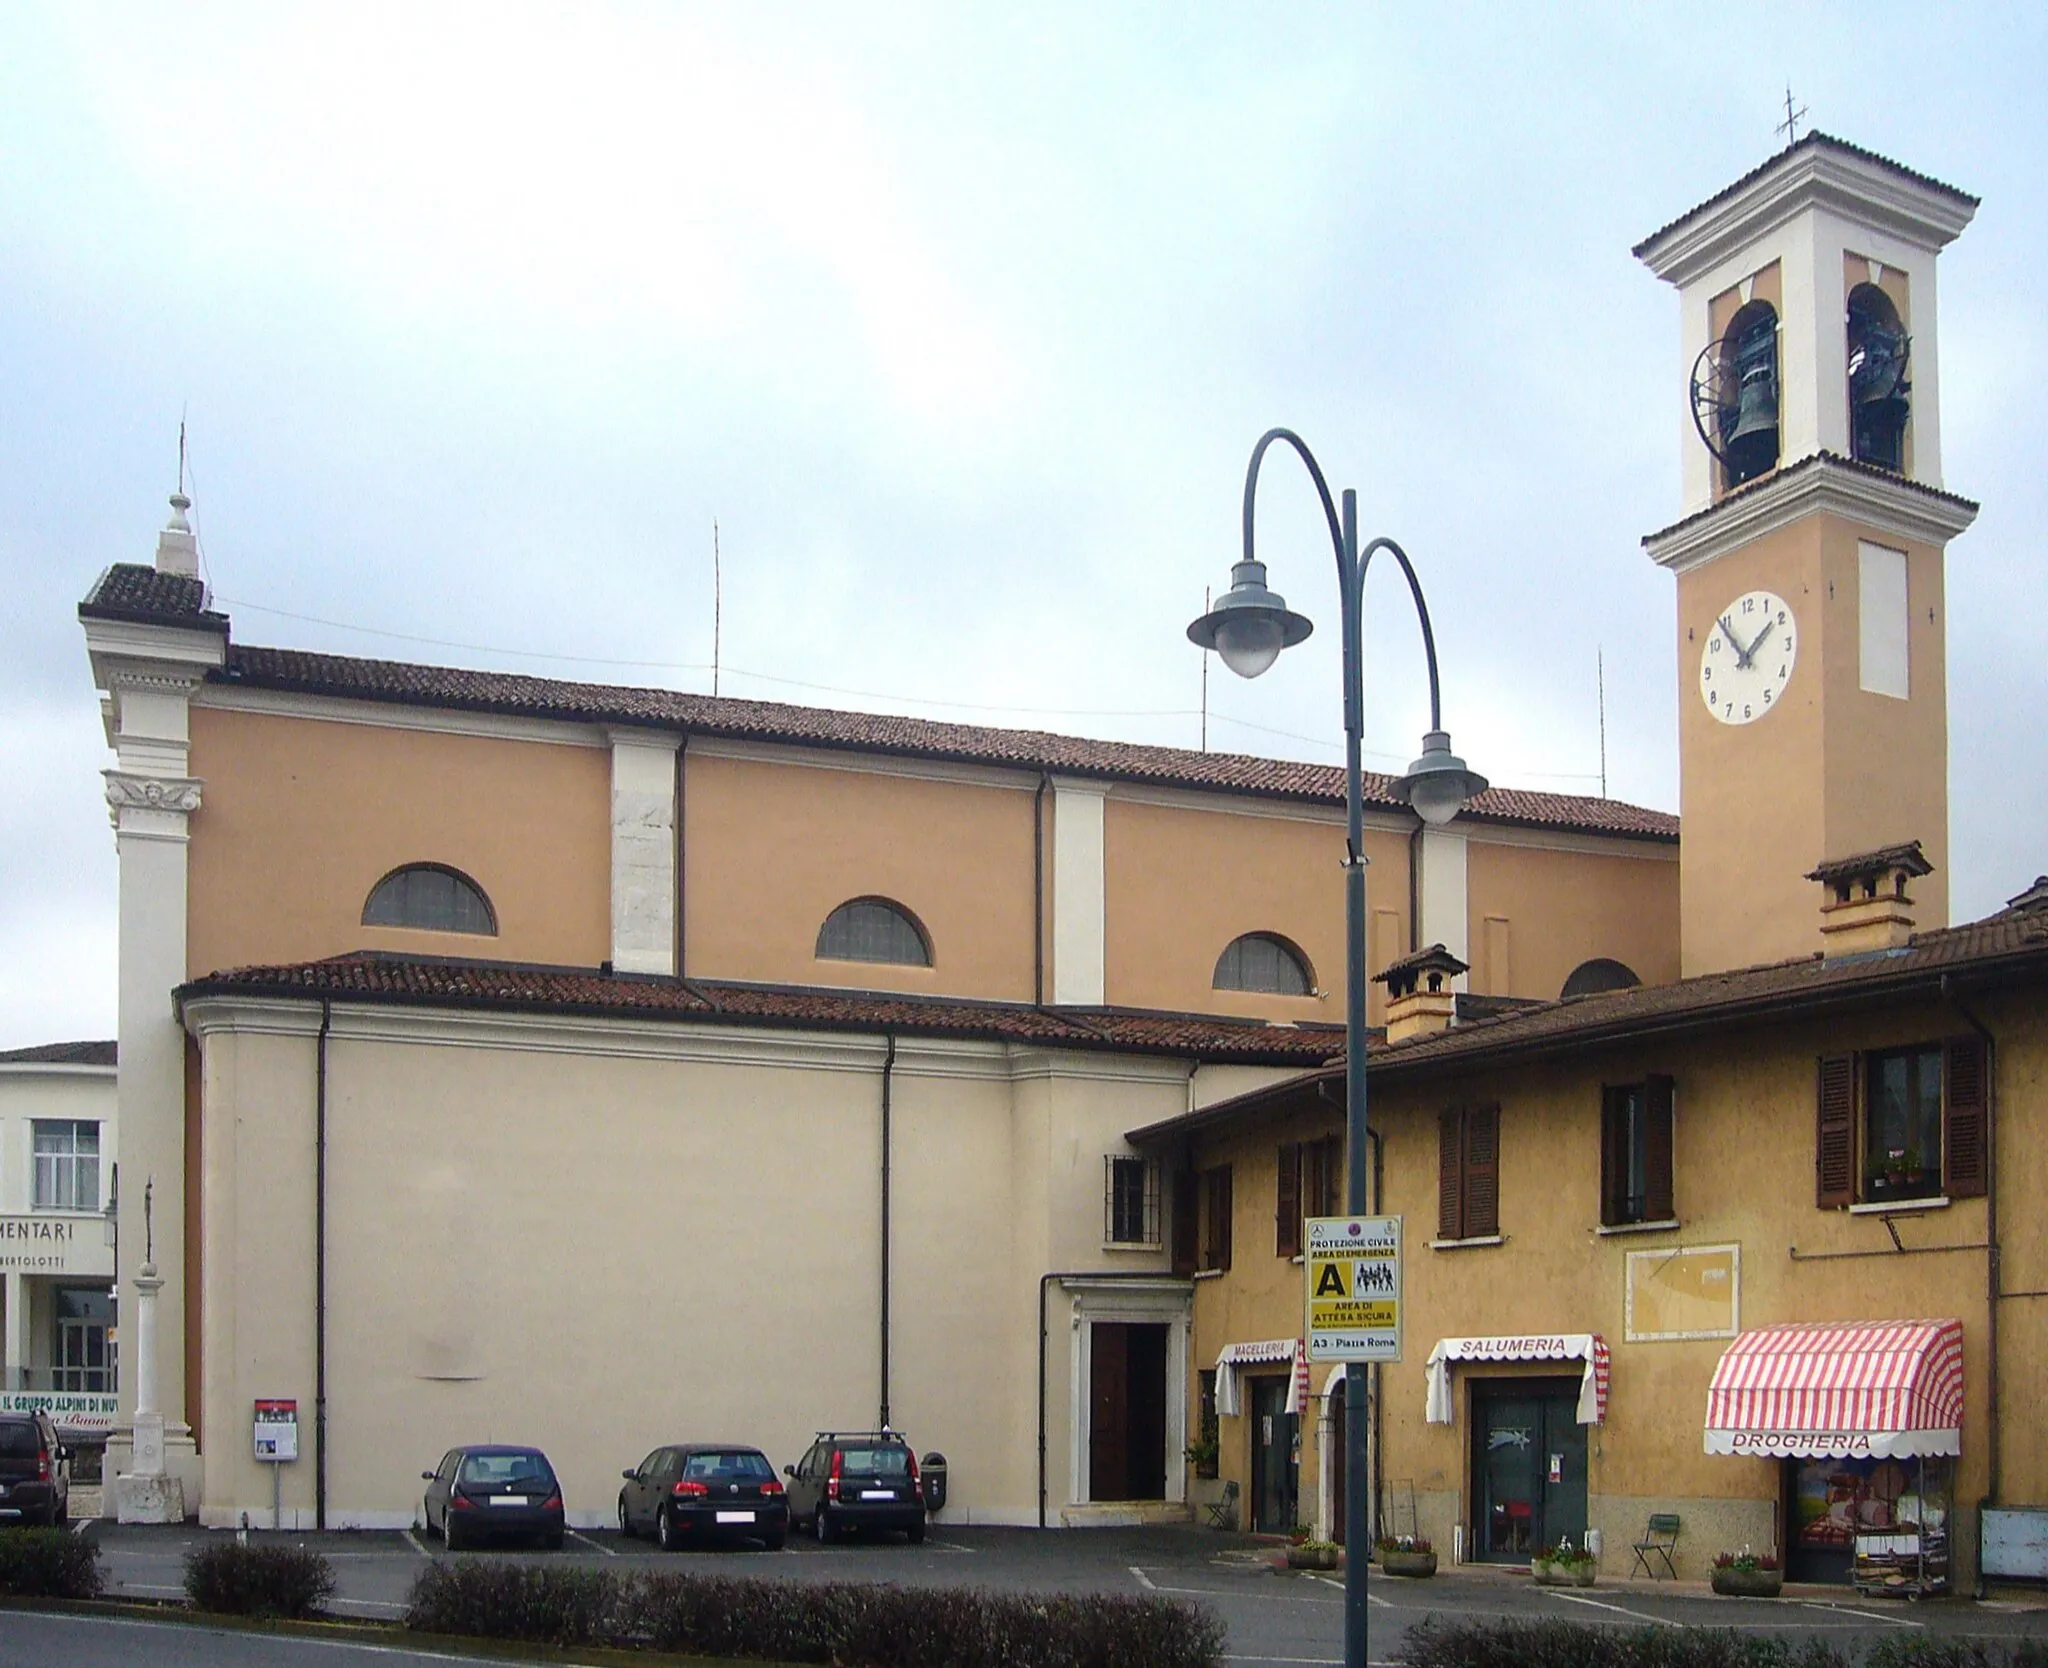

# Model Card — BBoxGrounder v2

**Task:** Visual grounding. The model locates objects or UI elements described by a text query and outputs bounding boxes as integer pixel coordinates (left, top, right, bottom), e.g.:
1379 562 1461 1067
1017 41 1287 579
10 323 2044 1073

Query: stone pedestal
116 1412 186 1523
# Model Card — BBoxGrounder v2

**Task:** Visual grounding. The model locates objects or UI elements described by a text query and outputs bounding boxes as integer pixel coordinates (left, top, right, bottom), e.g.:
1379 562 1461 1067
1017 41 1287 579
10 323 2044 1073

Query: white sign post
1305 1216 1403 1363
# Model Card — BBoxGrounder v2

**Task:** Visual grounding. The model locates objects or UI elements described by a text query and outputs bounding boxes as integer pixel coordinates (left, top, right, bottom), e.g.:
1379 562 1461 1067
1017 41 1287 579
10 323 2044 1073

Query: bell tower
1636 136 1979 976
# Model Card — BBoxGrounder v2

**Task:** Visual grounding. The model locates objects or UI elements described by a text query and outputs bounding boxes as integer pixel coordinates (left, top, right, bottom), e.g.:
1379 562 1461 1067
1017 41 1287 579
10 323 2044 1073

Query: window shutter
1599 1087 1627 1226
1944 1035 1989 1198
1171 1168 1199 1274
1816 1054 1857 1208
1465 1103 1501 1238
1438 1110 1465 1241
1277 1143 1302 1257
1643 1074 1676 1223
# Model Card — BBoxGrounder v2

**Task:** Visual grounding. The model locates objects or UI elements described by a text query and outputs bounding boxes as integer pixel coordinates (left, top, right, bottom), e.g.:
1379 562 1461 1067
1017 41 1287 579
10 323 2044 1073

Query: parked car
421 1445 565 1550
618 1444 788 1551
0 1410 70 1527
783 1430 925 1544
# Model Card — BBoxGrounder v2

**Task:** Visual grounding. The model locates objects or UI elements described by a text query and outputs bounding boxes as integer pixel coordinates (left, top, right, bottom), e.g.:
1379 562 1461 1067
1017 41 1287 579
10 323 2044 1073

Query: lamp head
1186 557 1313 679
1398 729 1488 826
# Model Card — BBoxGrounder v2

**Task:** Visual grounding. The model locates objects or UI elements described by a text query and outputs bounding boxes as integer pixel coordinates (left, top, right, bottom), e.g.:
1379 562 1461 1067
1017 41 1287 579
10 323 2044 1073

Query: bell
1722 366 1779 482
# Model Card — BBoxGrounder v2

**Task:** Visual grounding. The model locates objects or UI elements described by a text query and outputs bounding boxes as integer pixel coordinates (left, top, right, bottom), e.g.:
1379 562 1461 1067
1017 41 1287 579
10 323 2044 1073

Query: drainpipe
1942 974 1997 1593
315 998 331 1532
1033 774 1051 1005
879 1034 897 1431
1407 817 1425 953
1368 1124 1384 1550
1038 1269 1184 1528
673 735 688 979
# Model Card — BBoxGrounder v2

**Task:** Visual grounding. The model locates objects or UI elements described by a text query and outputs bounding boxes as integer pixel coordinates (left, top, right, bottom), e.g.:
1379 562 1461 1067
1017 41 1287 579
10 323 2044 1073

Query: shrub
1866 1646 2048 1668
406 1562 1224 1668
183 1540 336 1619
1395 1619 1849 1668
1377 1534 1432 1555
0 1527 102 1598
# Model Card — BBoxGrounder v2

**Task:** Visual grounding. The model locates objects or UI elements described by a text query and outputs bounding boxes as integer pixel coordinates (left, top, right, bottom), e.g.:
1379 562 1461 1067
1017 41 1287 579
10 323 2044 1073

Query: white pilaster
1418 827 1469 990
607 731 680 975
2 1272 22 1391
1051 780 1106 1007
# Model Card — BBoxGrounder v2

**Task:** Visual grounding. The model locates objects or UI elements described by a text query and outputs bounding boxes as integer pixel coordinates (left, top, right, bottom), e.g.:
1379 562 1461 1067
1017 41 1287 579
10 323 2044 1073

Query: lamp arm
1357 536 1445 734
1242 427 1346 579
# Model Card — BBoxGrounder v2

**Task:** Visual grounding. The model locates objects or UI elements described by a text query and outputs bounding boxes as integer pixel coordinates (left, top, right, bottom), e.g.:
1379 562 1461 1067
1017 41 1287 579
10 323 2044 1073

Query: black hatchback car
784 1431 924 1543
618 1445 788 1550
0 1411 70 1527
422 1446 565 1550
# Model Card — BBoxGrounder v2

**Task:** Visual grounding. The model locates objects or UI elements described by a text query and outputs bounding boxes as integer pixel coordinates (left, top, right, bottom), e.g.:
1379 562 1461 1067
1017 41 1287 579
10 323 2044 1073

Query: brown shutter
1171 1168 1199 1274
1643 1074 1676 1223
1215 1165 1233 1272
1817 1054 1857 1208
1438 1109 1465 1240
1599 1087 1627 1226
1277 1143 1302 1257
1944 1035 1989 1198
1465 1103 1501 1238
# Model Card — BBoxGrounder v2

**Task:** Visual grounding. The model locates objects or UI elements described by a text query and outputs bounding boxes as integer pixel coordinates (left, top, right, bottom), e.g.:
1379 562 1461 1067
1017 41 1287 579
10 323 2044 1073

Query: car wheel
764 1532 786 1552
618 1492 633 1539
544 1531 565 1552
815 1504 837 1545
445 1512 467 1552
657 1506 677 1552
424 1498 439 1540
907 1521 926 1545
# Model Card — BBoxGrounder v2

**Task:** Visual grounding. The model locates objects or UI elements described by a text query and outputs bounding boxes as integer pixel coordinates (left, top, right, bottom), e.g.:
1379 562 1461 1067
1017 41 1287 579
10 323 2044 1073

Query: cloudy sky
3 3 2043 1049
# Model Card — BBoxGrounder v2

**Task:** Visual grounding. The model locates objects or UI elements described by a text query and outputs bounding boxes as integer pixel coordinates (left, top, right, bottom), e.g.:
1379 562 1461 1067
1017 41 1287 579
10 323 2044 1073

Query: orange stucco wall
185 705 613 978
1465 839 1680 1001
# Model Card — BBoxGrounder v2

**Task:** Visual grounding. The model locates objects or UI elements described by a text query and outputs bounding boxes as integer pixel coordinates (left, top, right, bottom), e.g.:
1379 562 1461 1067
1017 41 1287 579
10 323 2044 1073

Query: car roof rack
814 1429 908 1441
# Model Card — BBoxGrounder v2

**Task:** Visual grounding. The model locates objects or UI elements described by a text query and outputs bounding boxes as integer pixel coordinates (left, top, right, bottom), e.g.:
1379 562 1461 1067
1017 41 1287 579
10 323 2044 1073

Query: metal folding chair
1631 1512 1681 1578
1205 1478 1240 1530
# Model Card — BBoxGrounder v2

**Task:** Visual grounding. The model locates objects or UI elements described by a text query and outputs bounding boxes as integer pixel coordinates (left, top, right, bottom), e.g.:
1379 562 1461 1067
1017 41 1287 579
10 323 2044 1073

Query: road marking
401 1529 431 1560
119 1583 187 1595
564 1528 617 1557
925 1537 976 1553
1546 1589 1683 1627
1799 1600 1923 1628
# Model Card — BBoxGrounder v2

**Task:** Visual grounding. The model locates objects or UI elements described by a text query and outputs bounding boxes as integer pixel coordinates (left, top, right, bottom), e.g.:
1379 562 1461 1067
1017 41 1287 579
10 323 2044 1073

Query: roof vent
1805 840 1931 957
1372 944 1468 1044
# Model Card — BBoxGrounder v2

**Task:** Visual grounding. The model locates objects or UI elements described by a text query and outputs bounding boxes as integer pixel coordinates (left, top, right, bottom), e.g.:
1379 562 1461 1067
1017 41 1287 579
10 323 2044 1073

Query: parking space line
1547 1590 1683 1627
924 1538 976 1553
565 1528 617 1557
401 1529 431 1560
1129 1565 1157 1590
1799 1600 1923 1628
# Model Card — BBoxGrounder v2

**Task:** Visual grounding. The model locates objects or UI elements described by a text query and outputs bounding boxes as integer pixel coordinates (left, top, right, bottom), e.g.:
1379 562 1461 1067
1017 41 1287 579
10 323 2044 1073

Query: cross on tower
1777 85 1809 148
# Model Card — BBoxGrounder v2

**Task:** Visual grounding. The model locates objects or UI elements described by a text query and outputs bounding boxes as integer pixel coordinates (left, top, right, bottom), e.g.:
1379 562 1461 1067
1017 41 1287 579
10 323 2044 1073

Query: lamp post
1188 429 1486 1668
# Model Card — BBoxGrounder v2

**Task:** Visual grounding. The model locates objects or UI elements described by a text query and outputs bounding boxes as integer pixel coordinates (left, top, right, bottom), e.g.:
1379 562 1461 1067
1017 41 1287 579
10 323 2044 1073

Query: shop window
1816 1038 1987 1208
816 897 931 966
362 863 497 935
1105 1155 1160 1245
1276 1136 1343 1256
1201 1165 1234 1272
1213 933 1314 997
1600 1077 1674 1226
1437 1104 1500 1241
1193 1369 1220 1479
32 1120 100 1212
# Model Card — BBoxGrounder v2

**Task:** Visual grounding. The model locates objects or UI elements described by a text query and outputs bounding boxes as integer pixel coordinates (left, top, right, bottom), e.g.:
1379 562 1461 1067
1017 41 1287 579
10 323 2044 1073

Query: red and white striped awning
1214 1338 1310 1419
1424 1334 1610 1426
1704 1319 1964 1460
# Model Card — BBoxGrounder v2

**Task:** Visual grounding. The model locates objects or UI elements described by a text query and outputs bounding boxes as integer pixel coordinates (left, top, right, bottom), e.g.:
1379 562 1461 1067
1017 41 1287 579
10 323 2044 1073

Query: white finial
156 486 199 577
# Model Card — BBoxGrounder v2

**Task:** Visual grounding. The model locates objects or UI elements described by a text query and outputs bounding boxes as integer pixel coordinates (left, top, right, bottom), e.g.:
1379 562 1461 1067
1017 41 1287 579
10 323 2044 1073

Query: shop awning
1424 1334 1610 1426
1704 1319 1964 1459
1214 1338 1309 1419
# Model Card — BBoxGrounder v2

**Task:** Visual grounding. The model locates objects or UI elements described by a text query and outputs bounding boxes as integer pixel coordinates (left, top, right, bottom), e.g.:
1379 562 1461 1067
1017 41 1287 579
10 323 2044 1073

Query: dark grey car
421 1445 564 1550
0 1411 70 1527
784 1431 924 1544
617 1445 788 1550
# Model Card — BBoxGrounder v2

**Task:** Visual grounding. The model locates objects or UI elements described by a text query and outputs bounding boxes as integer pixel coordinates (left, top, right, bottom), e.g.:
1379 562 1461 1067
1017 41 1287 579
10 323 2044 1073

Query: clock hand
1744 618 1775 663
1718 615 1747 668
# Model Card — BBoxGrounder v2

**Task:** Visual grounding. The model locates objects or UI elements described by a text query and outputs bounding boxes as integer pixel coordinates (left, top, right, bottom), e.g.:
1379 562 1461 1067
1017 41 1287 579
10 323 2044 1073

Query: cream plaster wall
1464 839 1680 1000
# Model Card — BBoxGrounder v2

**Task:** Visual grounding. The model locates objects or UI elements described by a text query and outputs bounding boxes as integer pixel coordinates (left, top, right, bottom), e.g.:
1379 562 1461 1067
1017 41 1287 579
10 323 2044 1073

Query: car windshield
458 1452 553 1490
682 1450 773 1481
840 1445 910 1478
0 1423 37 1458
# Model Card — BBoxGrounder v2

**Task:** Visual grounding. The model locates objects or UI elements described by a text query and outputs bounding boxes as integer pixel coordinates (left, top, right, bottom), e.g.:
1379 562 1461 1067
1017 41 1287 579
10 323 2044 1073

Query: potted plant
1377 1534 1436 1577
1286 1534 1340 1571
1866 1146 1938 1201
1533 1539 1598 1586
1711 1548 1783 1597
1184 1433 1220 1478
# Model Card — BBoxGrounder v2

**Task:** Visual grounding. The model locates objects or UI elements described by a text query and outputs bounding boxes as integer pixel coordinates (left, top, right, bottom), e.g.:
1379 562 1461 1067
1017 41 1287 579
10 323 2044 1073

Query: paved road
6 1522 2047 1665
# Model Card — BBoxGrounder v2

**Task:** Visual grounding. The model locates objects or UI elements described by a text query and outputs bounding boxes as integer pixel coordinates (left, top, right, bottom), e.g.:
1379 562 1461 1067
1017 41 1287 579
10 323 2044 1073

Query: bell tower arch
1635 137 1979 976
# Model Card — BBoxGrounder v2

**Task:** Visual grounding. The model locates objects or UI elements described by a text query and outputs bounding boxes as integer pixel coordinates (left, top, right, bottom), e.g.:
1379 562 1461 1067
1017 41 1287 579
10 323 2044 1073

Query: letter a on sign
1314 1262 1347 1298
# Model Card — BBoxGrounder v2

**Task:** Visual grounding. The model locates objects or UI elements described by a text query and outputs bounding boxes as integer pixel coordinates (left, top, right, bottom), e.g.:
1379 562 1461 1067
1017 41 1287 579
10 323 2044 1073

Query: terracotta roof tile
213 643 1678 842
1642 452 1979 548
79 564 229 632
178 954 1348 1066
0 1040 117 1066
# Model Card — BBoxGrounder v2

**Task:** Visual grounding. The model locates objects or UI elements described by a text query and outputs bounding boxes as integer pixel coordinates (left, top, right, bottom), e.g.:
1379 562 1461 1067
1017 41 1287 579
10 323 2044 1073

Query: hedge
404 1562 1223 1668
0 1527 101 1598
1395 1622 2048 1668
184 1540 337 1619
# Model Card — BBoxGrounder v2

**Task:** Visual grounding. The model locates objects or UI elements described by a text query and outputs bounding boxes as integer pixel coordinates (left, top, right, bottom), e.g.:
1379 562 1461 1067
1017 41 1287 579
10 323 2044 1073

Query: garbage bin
921 1452 948 1515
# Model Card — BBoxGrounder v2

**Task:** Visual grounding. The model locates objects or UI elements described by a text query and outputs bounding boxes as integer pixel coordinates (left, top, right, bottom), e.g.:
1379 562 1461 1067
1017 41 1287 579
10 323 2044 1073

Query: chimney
1372 944 1468 1044
156 492 199 578
1806 841 1932 957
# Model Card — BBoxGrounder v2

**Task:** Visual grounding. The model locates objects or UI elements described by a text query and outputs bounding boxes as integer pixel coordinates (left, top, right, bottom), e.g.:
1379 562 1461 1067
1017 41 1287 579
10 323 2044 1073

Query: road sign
1305 1215 1402 1362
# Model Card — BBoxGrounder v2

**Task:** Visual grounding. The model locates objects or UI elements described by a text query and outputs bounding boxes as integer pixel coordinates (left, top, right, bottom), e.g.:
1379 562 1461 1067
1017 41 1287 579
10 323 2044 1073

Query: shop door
1471 1378 1587 1561
1088 1323 1168 1501
1250 1376 1299 1533
54 1288 113 1393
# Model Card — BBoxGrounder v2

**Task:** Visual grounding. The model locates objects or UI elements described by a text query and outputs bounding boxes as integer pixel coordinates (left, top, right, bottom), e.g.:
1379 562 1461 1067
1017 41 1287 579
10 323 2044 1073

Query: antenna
1597 646 1608 800
1199 585 1210 752
177 415 188 498
712 520 722 699
1776 85 1808 148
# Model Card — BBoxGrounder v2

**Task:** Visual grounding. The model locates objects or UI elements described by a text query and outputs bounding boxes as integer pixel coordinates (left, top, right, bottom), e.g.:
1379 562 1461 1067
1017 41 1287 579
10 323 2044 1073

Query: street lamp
1187 428 1486 1668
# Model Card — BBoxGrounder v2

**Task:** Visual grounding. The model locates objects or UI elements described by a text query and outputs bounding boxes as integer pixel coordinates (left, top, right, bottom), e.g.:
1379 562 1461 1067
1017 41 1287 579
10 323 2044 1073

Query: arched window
1213 933 1314 997
362 864 497 936
816 897 931 967
1561 958 1640 999
1846 283 1910 472
1692 299 1780 491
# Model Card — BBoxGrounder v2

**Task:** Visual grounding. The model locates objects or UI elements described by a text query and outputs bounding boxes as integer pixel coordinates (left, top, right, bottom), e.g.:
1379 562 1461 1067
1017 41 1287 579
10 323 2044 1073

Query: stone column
115 1262 184 1522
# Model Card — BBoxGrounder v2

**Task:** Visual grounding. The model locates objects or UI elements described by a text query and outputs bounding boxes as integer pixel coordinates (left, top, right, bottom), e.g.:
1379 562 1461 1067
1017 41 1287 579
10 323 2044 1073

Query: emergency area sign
253 1399 299 1463
1305 1215 1403 1363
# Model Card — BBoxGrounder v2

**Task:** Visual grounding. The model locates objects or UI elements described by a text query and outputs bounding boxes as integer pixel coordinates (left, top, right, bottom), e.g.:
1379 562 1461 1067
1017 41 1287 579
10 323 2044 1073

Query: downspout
1039 1268 1180 1528
673 735 688 979
1407 817 1425 952
1033 774 1051 1005
879 1033 897 1431
1368 1124 1384 1549
1942 974 1998 1592
315 997 331 1532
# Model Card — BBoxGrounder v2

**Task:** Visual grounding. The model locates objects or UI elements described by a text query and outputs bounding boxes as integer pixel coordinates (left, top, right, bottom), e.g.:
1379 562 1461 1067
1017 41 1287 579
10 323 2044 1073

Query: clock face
1700 590 1796 725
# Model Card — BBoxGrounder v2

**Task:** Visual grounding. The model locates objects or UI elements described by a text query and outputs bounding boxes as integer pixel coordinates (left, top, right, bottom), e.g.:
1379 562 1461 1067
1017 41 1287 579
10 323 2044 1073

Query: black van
0 1410 71 1527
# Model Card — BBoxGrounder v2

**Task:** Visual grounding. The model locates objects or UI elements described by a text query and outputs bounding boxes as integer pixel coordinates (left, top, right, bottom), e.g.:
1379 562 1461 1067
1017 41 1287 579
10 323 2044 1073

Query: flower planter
1532 1559 1597 1586
1711 1567 1783 1598
1381 1549 1437 1578
1286 1544 1340 1571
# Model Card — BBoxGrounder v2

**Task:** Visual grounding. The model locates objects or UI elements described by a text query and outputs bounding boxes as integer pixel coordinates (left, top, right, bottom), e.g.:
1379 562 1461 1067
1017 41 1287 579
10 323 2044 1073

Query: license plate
489 1495 526 1507
715 1509 754 1523
861 1489 895 1500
